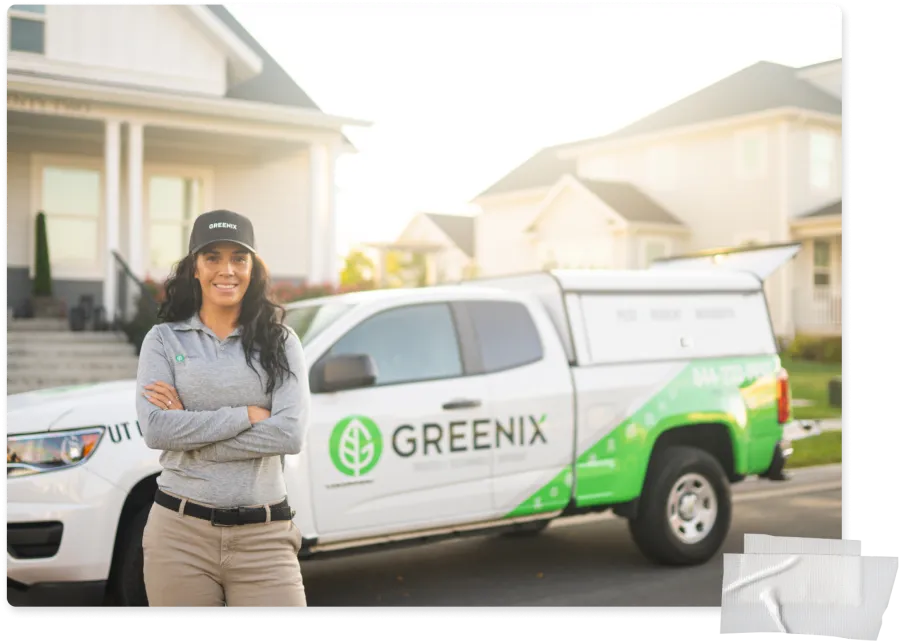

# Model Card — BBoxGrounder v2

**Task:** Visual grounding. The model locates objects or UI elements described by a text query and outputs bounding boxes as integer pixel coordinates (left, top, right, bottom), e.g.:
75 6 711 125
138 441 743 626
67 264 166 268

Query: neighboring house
7 4 368 321
472 59 842 339
394 212 477 284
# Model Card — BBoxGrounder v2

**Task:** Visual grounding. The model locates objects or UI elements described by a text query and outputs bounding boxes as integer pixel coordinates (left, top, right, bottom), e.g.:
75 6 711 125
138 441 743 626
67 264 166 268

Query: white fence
793 286 842 334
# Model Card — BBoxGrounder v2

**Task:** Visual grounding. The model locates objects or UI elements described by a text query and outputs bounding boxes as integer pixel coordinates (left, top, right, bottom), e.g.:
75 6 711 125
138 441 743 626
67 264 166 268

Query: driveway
302 464 842 606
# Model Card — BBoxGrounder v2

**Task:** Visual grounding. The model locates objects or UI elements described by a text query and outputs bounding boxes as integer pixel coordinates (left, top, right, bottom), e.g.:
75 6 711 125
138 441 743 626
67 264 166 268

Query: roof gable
526 176 682 232
566 61 841 149
180 6 262 84
206 5 322 111
475 145 576 199
422 213 476 257
579 180 684 226
475 59 842 201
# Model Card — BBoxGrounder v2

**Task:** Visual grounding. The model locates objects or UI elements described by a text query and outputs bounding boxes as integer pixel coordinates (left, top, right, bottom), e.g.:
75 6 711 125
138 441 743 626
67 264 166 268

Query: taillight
776 368 791 424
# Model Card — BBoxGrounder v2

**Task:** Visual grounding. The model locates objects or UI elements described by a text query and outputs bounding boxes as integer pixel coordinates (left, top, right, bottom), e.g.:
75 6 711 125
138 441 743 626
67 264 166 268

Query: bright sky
227 1 842 258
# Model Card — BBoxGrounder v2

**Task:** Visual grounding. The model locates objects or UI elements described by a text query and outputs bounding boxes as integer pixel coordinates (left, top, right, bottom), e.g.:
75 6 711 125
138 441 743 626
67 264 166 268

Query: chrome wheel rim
667 472 718 544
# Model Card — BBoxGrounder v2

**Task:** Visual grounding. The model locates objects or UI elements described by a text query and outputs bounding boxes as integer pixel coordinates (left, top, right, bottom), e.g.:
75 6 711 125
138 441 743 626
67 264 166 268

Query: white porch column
307 143 326 285
103 119 121 321
307 142 337 286
324 144 339 286
126 122 144 319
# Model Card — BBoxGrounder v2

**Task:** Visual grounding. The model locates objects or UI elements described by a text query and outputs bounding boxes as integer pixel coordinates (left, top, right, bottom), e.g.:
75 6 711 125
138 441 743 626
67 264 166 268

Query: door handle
442 398 482 410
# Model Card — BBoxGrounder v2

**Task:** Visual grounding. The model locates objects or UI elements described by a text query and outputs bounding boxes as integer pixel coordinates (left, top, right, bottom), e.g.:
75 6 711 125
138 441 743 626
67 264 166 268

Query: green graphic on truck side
506 465 574 518
504 355 784 517
330 415 384 477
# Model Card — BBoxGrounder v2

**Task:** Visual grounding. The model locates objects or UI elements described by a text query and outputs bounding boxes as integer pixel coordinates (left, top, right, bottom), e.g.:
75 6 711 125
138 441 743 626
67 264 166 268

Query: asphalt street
302 464 842 607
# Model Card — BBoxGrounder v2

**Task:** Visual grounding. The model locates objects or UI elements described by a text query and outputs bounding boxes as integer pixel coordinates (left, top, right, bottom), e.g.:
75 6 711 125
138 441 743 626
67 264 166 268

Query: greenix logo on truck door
329 414 548 477
329 416 384 477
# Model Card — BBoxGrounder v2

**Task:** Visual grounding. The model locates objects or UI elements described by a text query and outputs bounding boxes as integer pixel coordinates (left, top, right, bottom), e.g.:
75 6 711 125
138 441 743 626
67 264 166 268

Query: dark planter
69 306 87 332
829 377 842 408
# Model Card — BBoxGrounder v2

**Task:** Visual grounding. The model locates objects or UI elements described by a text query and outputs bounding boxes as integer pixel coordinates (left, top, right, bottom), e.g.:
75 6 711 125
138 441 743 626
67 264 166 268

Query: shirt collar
172 313 242 339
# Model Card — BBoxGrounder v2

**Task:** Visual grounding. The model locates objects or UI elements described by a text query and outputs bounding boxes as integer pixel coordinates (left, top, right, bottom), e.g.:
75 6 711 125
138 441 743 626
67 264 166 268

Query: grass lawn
780 356 842 420
786 430 842 468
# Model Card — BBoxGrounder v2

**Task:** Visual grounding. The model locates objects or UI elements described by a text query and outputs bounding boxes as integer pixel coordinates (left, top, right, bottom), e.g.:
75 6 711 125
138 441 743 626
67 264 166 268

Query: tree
384 250 427 287
340 249 376 288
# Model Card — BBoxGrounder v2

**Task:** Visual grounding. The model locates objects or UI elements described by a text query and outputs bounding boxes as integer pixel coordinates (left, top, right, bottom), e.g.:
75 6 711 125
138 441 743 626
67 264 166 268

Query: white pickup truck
7 246 803 606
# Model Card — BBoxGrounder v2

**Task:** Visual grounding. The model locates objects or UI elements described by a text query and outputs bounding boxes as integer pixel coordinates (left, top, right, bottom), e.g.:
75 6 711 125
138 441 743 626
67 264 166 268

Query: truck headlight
7 427 105 478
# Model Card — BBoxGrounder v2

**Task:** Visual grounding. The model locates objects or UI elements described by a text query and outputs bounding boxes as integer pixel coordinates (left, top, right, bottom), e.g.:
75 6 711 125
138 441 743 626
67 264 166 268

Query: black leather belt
154 489 295 527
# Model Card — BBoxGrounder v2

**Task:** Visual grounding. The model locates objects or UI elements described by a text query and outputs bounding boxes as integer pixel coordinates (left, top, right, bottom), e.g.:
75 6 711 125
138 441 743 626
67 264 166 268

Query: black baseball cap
189 210 256 255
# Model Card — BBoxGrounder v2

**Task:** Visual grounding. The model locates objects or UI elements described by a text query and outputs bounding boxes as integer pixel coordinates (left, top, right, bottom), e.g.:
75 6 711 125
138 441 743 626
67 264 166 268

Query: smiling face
193 242 254 311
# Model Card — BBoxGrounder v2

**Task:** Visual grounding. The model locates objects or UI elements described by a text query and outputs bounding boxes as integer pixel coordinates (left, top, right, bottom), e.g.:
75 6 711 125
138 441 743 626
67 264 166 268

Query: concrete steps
7 318 70 332
7 319 140 395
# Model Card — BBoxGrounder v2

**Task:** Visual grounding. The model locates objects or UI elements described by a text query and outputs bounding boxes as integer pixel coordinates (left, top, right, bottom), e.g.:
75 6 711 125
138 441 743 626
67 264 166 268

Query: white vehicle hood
7 380 137 435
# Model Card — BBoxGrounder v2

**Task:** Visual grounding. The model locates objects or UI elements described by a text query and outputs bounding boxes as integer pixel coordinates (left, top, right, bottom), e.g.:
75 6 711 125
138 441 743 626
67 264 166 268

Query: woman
136 209 310 607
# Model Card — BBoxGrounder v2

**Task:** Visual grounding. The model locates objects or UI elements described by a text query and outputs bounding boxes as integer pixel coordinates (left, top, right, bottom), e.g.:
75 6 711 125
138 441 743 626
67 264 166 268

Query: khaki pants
142 499 307 606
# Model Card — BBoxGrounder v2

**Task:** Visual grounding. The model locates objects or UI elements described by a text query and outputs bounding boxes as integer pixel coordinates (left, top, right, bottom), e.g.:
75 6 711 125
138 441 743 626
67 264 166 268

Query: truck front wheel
107 504 150 606
628 446 731 566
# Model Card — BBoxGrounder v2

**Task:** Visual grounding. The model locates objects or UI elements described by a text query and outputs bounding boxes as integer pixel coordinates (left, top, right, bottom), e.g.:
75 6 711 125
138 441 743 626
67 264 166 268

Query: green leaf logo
329 415 383 477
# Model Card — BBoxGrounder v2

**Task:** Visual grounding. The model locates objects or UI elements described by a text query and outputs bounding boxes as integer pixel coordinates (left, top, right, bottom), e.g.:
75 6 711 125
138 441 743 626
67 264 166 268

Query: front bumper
7 465 127 591
7 578 107 607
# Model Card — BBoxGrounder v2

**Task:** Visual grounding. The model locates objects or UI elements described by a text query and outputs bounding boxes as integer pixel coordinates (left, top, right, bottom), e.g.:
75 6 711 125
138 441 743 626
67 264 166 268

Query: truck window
467 300 543 373
284 302 356 344
327 303 463 386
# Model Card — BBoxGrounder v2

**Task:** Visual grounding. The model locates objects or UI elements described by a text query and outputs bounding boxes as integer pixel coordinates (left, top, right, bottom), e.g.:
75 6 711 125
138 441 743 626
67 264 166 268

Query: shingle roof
801 199 841 218
797 58 842 71
580 180 684 226
475 145 577 199
423 213 476 257
207 5 323 111
476 60 842 200
565 61 841 147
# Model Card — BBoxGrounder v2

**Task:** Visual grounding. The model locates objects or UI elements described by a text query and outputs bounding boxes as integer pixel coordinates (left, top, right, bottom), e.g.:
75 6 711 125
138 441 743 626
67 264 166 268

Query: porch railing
112 250 161 353
793 286 842 334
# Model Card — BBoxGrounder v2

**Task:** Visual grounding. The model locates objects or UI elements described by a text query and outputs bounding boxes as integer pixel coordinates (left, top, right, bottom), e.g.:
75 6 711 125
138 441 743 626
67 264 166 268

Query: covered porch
7 83 351 324
790 202 842 337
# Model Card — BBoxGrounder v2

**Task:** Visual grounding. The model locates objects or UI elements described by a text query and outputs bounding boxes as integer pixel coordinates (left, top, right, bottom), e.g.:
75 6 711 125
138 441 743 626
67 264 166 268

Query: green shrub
786 334 842 364
33 211 52 297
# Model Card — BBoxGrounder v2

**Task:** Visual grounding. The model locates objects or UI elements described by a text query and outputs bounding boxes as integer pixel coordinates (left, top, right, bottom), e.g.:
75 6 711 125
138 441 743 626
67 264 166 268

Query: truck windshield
284 302 355 344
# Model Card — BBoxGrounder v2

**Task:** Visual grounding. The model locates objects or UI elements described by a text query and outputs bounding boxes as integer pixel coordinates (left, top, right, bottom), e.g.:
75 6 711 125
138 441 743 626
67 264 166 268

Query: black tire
628 446 731 566
107 504 150 606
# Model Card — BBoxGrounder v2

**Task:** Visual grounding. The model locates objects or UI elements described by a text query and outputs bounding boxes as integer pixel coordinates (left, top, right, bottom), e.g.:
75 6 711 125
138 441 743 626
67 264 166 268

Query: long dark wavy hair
158 251 294 395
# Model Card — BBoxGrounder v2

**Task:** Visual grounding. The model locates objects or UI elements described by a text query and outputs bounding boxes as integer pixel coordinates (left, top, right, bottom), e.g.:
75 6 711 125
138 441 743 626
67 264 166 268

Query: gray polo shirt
136 314 311 508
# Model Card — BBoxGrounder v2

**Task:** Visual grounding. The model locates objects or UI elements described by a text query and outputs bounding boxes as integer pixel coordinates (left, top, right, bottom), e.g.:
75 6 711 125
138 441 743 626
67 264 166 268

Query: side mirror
311 353 378 393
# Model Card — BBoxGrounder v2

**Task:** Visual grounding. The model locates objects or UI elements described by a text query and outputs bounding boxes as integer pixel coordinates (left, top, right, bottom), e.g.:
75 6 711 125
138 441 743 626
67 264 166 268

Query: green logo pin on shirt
175 354 185 363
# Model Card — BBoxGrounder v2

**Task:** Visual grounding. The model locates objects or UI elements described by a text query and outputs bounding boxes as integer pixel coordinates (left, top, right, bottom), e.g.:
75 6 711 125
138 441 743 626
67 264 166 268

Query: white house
6 4 368 321
393 212 477 283
473 59 842 339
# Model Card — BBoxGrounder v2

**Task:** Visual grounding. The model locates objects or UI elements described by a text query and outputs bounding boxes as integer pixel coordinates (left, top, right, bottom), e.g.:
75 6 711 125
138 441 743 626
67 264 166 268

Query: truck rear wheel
628 446 731 566
108 504 150 606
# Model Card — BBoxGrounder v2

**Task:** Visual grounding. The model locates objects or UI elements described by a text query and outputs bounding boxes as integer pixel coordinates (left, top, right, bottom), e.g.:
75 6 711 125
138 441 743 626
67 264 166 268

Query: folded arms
136 325 311 461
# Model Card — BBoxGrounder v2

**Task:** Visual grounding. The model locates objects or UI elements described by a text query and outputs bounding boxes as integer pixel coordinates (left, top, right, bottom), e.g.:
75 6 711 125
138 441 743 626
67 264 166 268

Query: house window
809 130 836 189
148 176 204 269
813 239 831 286
8 5 45 54
735 129 767 179
40 165 102 267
